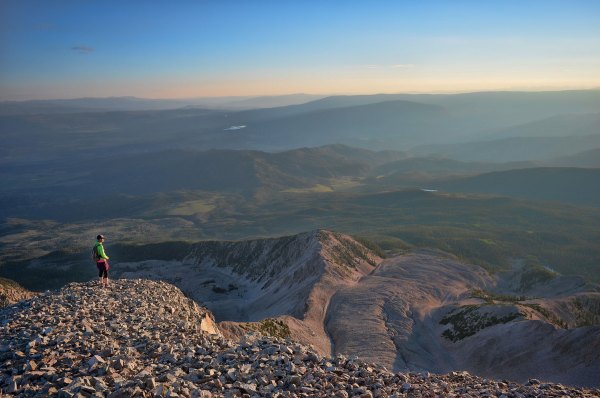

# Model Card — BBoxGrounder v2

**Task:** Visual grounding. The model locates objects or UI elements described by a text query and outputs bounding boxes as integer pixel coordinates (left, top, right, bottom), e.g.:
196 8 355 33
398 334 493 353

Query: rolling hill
437 167 600 207
546 148 600 168
412 134 600 162
484 112 600 140
3 89 600 163
0 94 323 115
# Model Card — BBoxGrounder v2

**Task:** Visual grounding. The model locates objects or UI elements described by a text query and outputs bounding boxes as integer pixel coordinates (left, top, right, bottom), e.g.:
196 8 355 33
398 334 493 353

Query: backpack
92 244 101 261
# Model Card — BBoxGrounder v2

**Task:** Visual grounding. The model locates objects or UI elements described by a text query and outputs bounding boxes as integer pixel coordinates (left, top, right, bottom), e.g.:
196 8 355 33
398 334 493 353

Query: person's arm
97 244 109 260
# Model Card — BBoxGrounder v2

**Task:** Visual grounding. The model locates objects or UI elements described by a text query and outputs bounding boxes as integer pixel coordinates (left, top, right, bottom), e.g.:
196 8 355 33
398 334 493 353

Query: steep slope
0 279 221 396
326 251 600 387
66 230 600 387
326 251 494 372
0 277 35 307
117 230 382 355
4 279 597 397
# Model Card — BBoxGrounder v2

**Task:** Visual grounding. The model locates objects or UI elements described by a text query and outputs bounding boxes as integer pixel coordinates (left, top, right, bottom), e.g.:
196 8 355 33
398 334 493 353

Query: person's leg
103 269 109 287
98 264 104 286
103 262 109 287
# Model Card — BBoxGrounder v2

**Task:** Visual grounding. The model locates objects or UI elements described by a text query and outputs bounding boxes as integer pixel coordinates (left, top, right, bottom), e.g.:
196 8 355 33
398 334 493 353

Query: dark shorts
96 260 109 278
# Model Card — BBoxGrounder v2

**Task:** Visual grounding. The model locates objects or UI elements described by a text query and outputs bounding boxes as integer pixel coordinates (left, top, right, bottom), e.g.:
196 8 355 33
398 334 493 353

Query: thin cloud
71 45 94 54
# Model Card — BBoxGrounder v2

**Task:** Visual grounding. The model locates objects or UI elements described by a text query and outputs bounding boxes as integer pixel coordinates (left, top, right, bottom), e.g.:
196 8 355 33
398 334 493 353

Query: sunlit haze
1 0 600 100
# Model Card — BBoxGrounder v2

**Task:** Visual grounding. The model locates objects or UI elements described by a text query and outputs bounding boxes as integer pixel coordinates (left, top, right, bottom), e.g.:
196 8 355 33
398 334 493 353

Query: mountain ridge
113 230 600 387
3 278 598 397
119 230 382 355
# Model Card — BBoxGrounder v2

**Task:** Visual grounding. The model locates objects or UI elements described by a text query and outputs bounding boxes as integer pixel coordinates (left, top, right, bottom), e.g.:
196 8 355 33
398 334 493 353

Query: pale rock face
118 230 381 355
327 250 600 387
1 278 598 397
114 230 600 388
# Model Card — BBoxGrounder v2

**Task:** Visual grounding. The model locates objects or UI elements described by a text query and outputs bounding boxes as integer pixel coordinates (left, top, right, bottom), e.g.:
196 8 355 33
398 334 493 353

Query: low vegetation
440 305 521 342
469 288 569 329
518 257 558 291
324 231 380 268
239 318 291 339
470 289 529 304
520 303 567 328
572 295 600 327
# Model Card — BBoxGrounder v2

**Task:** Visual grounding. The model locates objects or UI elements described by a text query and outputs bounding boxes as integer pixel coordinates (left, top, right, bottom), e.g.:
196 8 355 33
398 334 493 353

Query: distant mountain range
0 93 325 115
2 89 600 392
2 90 600 297
2 89 600 163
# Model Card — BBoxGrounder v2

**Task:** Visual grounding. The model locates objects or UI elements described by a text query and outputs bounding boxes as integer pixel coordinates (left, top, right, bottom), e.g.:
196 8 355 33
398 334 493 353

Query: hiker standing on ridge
94 234 110 288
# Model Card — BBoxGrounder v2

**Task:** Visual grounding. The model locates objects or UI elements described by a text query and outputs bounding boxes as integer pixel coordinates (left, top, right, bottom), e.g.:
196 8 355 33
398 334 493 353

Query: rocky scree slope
0 278 35 308
2 279 599 398
118 230 381 355
116 231 600 387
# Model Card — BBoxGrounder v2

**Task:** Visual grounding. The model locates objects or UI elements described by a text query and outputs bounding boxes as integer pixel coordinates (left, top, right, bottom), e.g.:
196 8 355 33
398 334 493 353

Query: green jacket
94 242 109 260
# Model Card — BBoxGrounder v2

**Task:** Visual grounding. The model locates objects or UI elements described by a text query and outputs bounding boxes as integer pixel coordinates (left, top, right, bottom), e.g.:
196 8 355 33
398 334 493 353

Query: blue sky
1 0 599 100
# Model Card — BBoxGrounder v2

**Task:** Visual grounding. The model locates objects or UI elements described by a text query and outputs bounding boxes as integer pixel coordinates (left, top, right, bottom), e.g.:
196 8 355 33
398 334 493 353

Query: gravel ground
1 279 598 398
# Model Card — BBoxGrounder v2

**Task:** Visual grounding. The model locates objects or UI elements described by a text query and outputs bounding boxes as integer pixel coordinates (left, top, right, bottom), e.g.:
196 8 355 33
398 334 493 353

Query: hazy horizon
4 87 600 103
2 1 600 101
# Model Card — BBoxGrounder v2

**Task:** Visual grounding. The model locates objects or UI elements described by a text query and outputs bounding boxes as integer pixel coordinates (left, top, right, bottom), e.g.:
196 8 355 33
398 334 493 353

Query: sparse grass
518 257 558 291
328 177 364 191
352 235 386 259
281 184 334 193
572 295 600 327
470 289 570 329
440 305 521 342
239 318 291 339
479 238 496 246
0 277 22 289
521 303 567 329
324 231 380 267
471 289 529 304
166 200 216 216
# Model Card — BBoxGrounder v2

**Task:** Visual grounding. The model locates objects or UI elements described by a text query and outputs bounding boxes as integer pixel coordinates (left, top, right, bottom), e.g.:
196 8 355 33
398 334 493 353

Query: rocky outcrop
115 232 600 387
2 279 598 397
118 230 381 355
0 278 36 308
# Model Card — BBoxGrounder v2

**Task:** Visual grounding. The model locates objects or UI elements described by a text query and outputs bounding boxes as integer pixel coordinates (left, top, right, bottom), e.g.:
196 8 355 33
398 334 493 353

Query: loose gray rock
1 279 598 398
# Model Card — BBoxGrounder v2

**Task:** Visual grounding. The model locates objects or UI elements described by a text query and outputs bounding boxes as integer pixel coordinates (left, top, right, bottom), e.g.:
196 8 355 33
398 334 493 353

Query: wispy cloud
71 45 94 54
